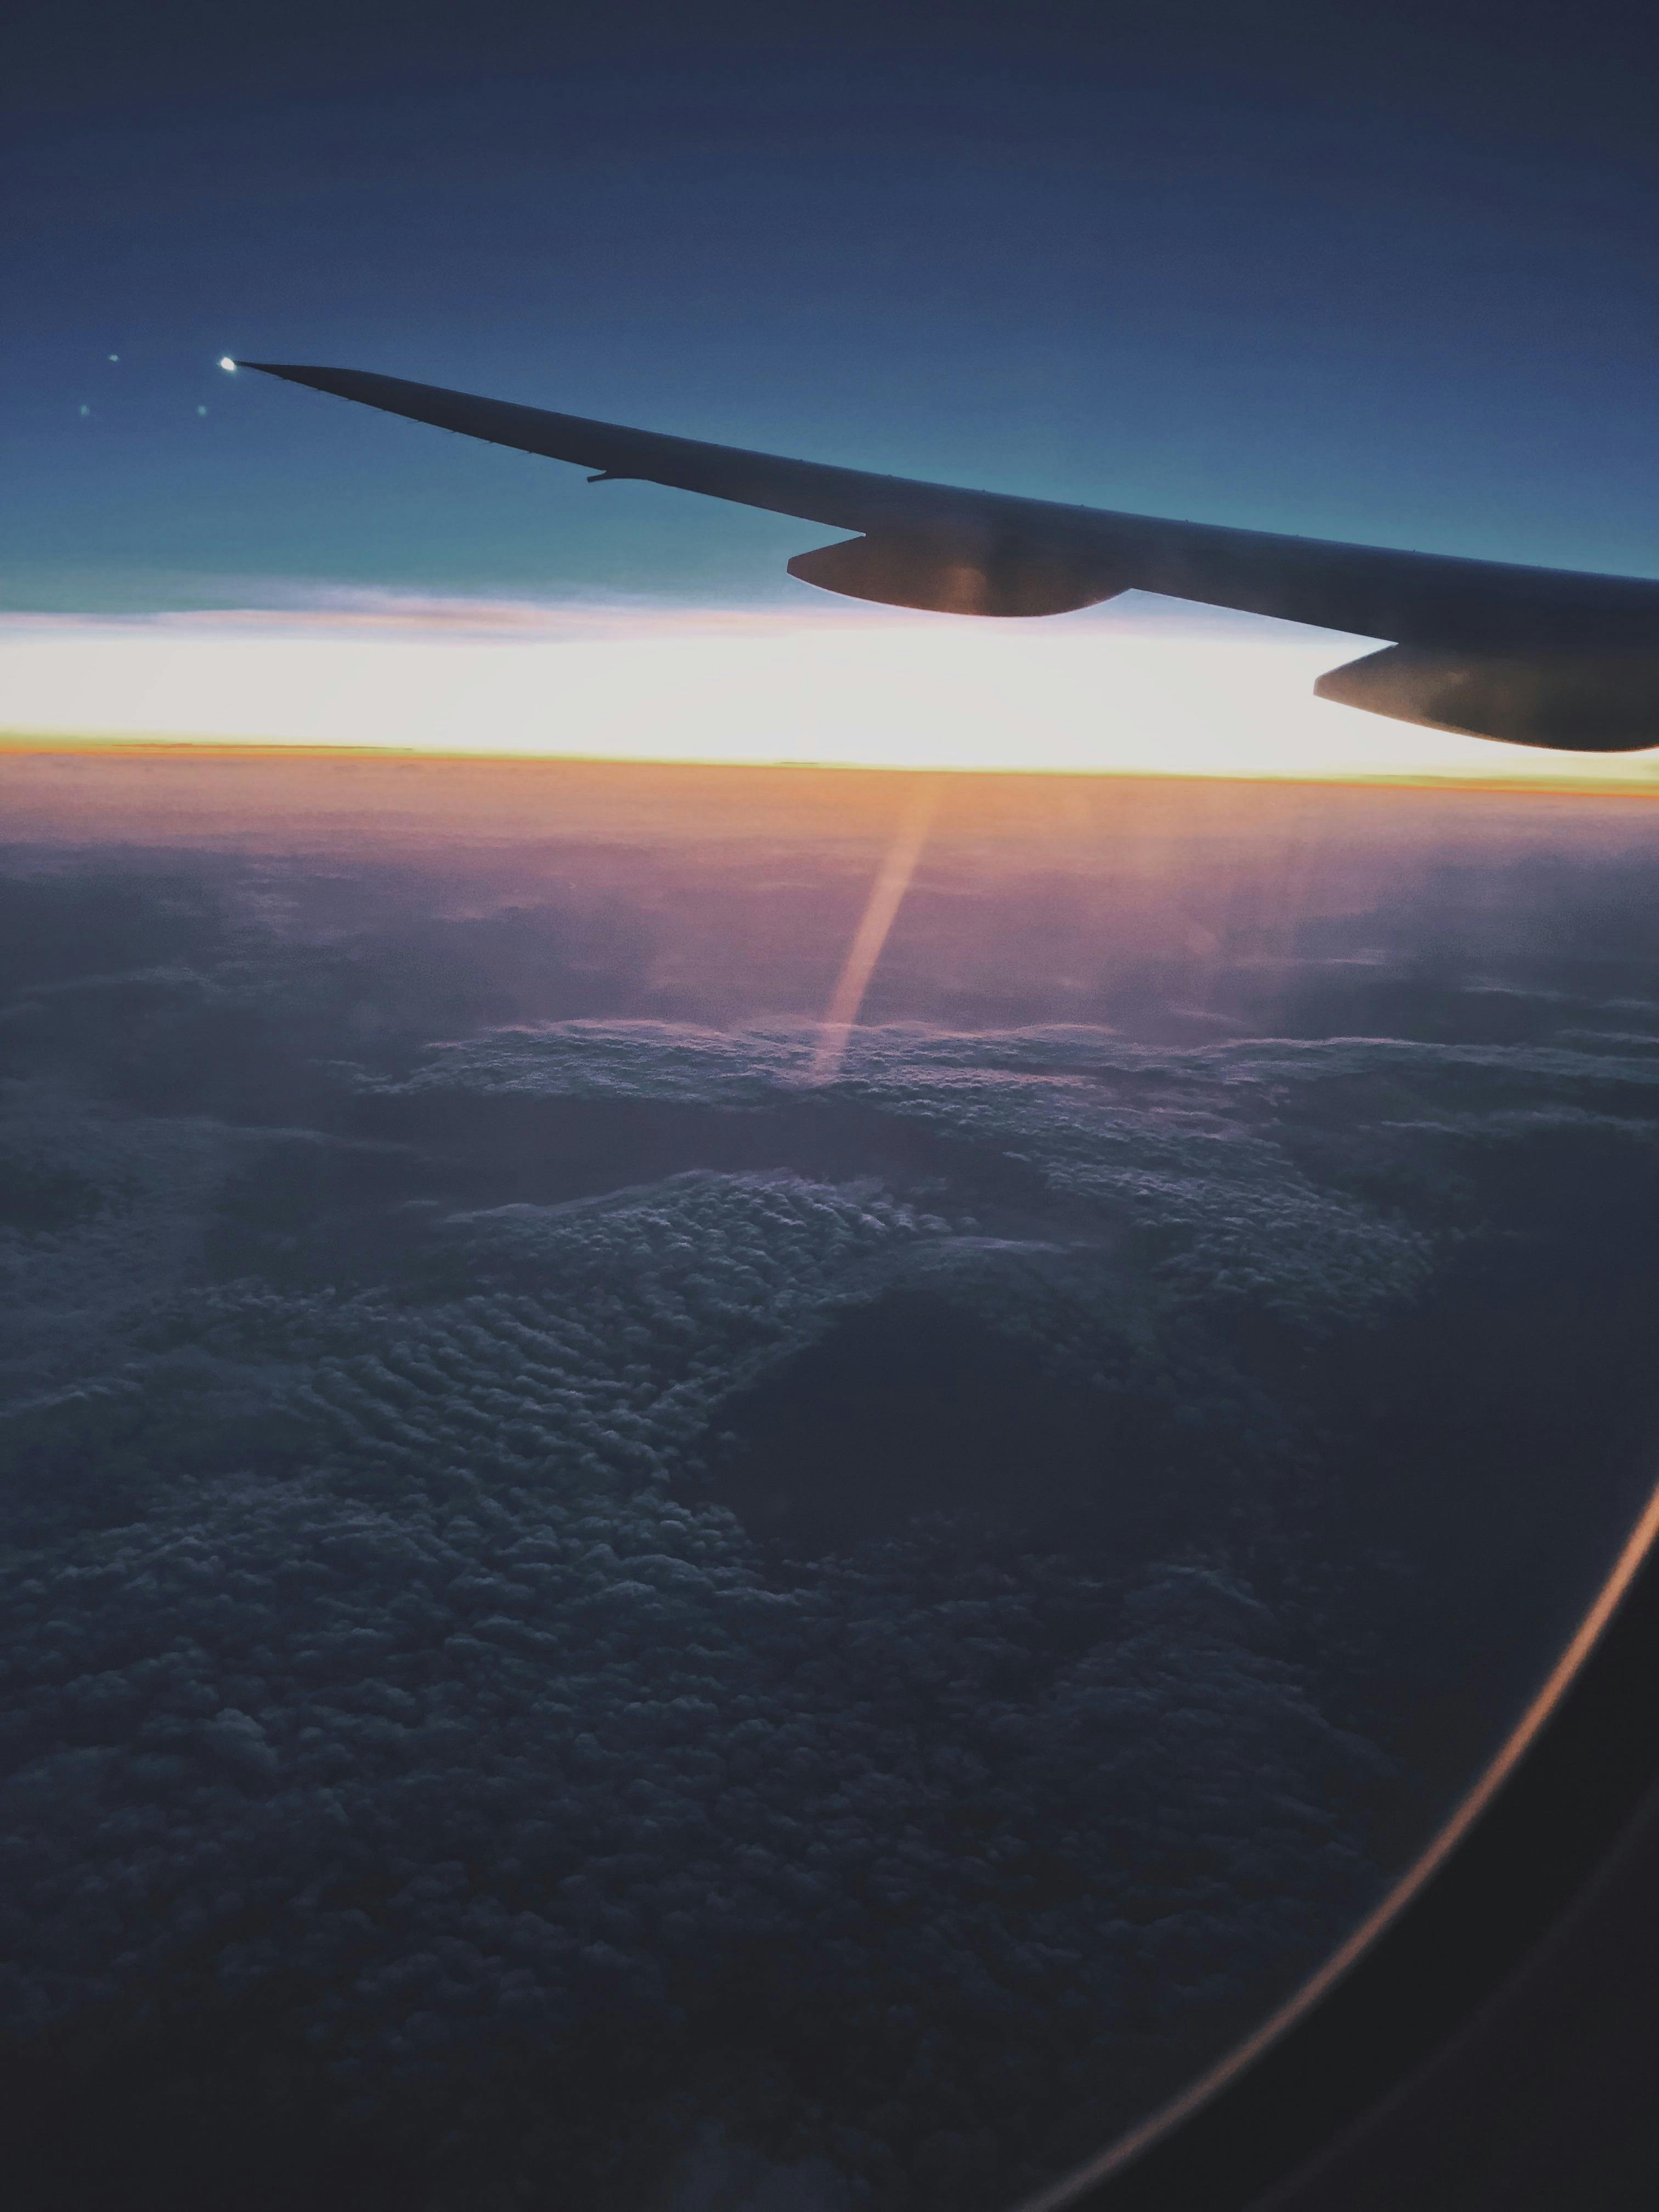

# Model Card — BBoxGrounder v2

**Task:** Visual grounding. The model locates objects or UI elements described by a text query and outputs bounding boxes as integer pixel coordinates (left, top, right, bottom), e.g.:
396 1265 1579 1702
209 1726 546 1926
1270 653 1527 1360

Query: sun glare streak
805 780 940 1084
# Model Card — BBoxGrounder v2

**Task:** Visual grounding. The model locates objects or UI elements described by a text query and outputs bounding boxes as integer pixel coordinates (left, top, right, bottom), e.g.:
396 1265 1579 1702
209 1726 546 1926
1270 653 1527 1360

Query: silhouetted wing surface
240 362 1659 751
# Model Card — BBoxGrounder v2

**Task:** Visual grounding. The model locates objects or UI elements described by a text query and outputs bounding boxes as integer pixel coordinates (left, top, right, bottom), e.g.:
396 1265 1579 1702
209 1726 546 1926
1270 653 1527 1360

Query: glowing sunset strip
5 600 1659 783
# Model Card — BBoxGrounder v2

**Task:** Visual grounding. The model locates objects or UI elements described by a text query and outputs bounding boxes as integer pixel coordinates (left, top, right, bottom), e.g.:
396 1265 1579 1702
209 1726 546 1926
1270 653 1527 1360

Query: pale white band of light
2 600 1651 783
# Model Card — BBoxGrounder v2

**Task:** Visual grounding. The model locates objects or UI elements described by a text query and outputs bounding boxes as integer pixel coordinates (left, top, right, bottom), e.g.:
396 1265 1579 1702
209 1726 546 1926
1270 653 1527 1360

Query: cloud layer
4 847 1659 2208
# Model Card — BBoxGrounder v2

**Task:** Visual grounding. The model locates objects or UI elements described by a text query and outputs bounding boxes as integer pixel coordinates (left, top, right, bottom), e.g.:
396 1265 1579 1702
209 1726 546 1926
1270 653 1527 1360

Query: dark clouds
4 837 1659 2209
0 1474 1384 2208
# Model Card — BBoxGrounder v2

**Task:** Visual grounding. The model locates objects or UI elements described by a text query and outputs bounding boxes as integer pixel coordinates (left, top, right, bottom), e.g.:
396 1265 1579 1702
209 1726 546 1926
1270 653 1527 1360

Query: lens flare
804 778 939 1084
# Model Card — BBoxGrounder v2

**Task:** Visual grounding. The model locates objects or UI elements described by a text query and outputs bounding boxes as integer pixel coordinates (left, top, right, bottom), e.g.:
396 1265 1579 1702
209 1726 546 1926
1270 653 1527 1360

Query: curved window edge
1020 1477 1659 2212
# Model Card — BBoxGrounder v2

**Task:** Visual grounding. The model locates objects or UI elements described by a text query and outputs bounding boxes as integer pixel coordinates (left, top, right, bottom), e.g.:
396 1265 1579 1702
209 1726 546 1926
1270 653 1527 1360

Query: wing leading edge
238 361 1659 752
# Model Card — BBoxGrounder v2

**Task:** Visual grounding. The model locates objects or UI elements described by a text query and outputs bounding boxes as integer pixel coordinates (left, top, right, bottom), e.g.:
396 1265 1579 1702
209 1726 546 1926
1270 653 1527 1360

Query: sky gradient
10 3 1659 777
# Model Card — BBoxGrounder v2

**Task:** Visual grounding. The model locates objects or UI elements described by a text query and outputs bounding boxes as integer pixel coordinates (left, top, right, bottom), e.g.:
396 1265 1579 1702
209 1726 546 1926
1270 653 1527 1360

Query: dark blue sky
11 1 1659 612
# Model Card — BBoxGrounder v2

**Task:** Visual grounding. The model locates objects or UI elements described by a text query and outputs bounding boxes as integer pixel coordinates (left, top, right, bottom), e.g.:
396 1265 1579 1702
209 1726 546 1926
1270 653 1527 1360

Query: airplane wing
238 361 1659 753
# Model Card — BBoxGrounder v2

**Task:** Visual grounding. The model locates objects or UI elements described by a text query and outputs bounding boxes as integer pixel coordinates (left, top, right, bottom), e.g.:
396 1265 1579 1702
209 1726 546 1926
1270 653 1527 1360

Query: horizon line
5 727 1659 799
